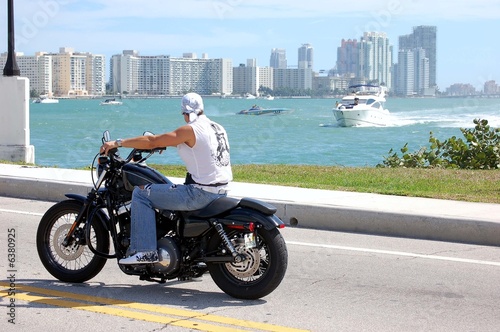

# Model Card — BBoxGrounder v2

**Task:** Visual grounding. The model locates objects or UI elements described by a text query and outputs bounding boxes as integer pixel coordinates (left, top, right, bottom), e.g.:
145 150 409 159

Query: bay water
29 97 500 169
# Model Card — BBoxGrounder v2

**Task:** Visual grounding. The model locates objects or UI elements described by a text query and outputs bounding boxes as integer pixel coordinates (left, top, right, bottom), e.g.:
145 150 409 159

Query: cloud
15 0 500 22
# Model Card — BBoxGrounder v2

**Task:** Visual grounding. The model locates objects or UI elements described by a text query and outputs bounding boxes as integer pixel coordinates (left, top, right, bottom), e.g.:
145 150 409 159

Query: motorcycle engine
151 237 181 275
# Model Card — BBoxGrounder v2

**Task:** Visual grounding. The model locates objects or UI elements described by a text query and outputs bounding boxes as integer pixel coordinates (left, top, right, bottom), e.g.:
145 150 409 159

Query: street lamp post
3 0 20 76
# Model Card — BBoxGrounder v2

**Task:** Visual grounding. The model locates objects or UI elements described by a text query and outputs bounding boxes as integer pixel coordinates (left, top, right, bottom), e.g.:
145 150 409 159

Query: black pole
3 0 20 76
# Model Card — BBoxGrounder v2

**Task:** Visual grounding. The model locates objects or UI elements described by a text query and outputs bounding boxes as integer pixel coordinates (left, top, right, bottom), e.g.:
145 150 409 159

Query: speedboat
333 85 390 127
237 105 292 115
33 96 59 104
100 98 123 106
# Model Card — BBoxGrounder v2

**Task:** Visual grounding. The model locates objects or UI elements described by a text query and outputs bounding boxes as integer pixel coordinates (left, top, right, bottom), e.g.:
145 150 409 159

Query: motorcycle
36 131 288 299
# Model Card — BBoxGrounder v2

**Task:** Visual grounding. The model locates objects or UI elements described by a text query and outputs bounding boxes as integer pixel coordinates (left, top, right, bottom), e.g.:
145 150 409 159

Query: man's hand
100 141 118 155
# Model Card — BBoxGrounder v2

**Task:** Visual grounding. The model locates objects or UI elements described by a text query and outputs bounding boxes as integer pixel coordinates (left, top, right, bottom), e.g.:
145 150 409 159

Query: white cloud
15 0 500 21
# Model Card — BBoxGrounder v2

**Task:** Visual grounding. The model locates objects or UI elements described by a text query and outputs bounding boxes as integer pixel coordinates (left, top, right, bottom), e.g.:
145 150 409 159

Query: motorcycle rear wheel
207 227 288 300
36 200 109 283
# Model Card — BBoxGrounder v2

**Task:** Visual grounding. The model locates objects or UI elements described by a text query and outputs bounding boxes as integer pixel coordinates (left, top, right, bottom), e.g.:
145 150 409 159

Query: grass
149 164 500 204
2 160 499 204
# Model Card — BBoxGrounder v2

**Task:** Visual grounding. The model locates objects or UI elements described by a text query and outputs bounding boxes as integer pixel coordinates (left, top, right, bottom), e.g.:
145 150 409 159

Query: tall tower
298 43 313 69
397 26 436 94
336 39 358 76
411 26 437 88
358 32 393 89
270 48 287 69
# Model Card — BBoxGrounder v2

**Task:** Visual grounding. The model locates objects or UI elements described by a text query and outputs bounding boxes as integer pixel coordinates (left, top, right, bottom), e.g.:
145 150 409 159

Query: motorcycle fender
65 193 87 202
219 208 285 231
63 194 110 231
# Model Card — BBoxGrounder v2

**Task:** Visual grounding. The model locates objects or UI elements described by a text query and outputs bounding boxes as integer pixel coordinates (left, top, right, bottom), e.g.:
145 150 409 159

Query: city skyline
1 1 499 90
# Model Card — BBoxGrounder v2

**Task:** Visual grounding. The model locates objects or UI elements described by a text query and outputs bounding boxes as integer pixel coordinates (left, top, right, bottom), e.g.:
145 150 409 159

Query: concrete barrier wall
2 175 500 247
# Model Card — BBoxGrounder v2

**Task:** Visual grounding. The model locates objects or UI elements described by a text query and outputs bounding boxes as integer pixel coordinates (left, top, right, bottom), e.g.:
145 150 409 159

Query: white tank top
177 115 232 186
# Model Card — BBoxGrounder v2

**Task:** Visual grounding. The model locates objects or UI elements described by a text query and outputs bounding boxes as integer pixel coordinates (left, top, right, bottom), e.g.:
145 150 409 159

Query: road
1 196 500 332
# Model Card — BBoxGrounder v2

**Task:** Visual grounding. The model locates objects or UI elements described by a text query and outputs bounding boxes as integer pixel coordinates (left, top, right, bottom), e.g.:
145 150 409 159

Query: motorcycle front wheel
207 226 288 300
36 200 109 282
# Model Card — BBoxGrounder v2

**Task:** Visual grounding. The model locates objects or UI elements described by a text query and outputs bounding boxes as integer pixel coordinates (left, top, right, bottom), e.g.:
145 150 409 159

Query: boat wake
389 111 500 128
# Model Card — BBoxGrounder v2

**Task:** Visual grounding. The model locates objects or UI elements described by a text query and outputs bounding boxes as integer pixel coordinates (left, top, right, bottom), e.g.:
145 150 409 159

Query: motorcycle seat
183 197 278 219
186 196 240 218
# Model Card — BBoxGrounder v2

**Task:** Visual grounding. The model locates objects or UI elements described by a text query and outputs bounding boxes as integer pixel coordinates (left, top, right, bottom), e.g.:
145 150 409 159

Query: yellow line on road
0 283 308 332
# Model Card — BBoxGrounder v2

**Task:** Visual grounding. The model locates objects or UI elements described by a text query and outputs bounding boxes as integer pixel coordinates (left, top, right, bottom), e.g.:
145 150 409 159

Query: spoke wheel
208 227 288 299
36 200 109 282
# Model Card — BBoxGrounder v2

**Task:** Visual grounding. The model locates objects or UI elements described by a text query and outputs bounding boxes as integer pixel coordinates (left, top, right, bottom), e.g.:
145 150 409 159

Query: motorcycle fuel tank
122 163 173 191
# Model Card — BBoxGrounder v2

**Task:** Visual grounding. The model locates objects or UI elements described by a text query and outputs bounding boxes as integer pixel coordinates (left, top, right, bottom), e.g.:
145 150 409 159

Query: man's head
181 93 204 122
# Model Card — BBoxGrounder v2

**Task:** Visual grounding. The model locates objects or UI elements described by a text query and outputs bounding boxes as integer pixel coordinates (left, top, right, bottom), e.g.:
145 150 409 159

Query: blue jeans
128 183 225 254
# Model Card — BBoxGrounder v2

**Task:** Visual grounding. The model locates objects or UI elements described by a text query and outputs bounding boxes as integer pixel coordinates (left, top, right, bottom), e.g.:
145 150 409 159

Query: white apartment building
273 68 313 91
0 52 54 96
358 32 393 90
111 51 233 96
167 56 232 96
233 59 273 96
0 48 106 97
110 50 139 95
396 48 430 96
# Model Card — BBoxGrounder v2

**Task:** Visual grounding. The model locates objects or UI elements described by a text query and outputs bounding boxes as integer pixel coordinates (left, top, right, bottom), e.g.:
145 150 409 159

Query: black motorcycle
36 131 288 299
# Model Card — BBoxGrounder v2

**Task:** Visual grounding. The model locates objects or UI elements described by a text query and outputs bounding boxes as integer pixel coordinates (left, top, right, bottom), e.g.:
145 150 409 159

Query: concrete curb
1 165 500 247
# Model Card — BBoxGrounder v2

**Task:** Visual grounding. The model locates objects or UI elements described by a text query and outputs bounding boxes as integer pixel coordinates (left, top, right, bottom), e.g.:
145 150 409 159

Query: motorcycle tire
36 200 109 283
207 226 288 300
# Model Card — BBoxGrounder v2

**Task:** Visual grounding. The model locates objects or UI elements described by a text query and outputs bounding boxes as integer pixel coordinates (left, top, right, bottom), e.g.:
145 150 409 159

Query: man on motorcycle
100 93 233 265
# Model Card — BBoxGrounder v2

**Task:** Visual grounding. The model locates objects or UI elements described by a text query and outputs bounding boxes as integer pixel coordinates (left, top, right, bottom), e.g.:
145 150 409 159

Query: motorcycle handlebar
100 130 166 162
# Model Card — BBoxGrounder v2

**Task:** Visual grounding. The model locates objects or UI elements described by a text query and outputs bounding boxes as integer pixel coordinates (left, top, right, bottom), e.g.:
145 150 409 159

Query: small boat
333 84 390 127
33 96 59 104
100 98 123 106
237 105 292 115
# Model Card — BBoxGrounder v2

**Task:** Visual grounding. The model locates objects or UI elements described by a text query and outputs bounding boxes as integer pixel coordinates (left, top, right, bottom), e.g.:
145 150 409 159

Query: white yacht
333 85 390 127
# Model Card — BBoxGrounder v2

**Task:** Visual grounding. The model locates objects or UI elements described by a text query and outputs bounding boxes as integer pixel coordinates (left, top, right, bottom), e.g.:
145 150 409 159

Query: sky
1 0 500 90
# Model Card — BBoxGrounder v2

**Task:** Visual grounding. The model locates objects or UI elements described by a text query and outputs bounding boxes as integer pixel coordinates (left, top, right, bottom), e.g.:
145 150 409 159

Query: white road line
287 240 500 267
0 208 44 216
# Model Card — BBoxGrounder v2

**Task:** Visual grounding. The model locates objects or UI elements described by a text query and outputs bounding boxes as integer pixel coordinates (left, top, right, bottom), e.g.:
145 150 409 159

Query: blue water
29 97 500 168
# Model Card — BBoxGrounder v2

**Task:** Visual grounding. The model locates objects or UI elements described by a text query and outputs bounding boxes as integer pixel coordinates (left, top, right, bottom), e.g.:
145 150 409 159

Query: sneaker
119 251 159 265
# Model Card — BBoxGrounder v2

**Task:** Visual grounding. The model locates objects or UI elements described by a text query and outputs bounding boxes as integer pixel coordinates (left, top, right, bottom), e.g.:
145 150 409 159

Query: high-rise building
0 51 54 96
298 44 313 70
233 59 273 96
273 68 313 91
399 26 437 88
396 50 415 96
336 39 358 76
0 47 106 97
49 48 105 96
270 48 287 69
110 50 139 95
484 80 499 94
111 51 233 95
357 32 393 89
414 48 430 95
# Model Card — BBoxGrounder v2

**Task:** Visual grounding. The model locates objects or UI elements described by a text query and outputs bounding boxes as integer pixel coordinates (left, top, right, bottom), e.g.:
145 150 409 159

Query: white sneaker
119 251 159 265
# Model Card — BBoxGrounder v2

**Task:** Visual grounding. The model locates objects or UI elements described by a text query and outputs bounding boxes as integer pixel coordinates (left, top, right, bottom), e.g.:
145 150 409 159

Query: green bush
379 119 500 169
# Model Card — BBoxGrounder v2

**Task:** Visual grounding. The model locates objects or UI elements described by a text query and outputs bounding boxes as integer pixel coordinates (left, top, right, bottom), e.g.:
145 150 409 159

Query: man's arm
101 125 195 155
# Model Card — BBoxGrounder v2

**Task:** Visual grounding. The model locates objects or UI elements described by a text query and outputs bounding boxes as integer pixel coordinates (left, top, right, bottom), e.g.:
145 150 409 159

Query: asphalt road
1 197 500 332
